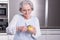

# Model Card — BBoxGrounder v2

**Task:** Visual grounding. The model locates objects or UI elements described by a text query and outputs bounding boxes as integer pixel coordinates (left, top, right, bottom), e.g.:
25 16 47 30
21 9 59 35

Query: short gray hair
19 0 33 10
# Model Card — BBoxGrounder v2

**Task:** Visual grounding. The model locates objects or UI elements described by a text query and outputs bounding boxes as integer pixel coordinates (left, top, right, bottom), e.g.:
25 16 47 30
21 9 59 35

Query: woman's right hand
16 26 27 32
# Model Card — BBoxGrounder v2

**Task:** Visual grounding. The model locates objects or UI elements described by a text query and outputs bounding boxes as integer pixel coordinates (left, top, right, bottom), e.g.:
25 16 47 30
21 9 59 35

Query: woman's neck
23 15 31 20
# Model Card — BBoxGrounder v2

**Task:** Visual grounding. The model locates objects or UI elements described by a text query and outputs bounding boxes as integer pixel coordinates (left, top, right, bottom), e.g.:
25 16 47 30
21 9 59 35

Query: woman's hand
16 26 27 32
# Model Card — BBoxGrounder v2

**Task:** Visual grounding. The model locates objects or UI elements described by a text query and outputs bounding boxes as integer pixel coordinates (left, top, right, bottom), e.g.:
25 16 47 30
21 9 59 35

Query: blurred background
0 0 60 40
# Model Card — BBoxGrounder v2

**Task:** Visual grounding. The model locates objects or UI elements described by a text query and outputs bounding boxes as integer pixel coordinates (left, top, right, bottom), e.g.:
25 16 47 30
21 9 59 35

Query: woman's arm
16 26 27 32
6 15 19 35
32 17 41 39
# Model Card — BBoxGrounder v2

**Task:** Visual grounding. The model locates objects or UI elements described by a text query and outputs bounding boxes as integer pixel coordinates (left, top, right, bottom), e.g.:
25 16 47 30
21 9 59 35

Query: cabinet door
48 0 60 29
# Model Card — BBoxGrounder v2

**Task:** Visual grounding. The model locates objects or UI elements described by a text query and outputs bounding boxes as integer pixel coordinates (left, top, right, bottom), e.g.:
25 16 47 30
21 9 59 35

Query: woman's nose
26 11 28 14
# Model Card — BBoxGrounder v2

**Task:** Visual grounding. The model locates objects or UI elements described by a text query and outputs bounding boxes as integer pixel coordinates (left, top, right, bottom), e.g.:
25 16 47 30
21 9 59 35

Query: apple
27 25 33 31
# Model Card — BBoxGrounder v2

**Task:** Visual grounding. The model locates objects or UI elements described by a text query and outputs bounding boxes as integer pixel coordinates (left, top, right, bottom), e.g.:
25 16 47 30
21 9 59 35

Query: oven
0 3 7 16
0 3 8 33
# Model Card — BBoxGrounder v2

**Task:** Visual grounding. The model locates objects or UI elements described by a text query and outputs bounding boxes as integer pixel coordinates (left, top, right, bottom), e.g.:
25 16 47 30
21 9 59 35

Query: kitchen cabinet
0 1 8 33
0 0 8 2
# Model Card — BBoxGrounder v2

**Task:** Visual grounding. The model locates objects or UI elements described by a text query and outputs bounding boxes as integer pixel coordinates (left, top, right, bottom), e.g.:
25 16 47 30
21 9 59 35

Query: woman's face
20 4 32 17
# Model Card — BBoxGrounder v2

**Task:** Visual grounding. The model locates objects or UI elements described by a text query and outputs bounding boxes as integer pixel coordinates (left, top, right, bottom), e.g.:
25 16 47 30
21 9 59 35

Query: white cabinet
46 35 60 40
0 1 8 33
0 0 8 3
0 0 8 1
0 30 60 40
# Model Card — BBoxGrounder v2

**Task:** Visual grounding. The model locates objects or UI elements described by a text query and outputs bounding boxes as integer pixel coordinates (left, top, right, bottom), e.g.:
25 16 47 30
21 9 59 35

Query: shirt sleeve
6 15 19 35
32 17 41 39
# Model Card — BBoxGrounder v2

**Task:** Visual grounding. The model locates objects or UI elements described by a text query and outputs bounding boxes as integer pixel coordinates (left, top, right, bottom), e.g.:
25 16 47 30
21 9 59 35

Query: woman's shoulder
13 14 23 19
32 16 39 20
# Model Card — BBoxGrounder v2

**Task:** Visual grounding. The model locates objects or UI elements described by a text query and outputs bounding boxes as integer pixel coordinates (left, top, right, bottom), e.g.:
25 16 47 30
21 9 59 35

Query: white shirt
6 14 41 40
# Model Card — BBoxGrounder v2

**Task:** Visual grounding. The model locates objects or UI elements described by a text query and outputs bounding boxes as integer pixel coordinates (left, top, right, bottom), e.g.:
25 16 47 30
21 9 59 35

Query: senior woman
6 0 41 40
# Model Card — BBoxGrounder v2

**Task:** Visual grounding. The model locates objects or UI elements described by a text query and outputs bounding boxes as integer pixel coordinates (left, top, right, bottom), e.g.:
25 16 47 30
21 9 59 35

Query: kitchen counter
0 29 60 40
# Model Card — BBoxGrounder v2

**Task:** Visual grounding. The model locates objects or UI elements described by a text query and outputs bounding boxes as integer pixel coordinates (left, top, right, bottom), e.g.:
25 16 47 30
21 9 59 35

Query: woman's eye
23 10 26 11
